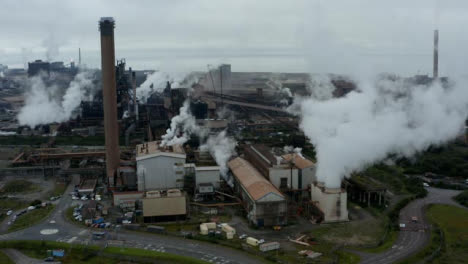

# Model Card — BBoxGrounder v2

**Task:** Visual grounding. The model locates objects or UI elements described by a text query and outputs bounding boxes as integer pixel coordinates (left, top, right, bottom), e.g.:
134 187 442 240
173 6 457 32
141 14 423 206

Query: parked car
6 210 13 216
239 234 247 239
258 239 265 244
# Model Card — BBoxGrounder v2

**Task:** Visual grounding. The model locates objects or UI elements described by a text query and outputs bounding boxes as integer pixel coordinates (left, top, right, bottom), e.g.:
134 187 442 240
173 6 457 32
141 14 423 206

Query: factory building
136 141 186 191
244 144 315 191
184 150 222 195
228 157 287 227
27 60 50 76
311 182 348 222
142 189 187 222
113 191 144 210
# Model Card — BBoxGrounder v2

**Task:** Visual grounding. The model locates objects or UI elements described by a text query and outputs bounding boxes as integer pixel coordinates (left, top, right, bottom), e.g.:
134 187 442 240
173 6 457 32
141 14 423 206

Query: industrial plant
0 7 466 264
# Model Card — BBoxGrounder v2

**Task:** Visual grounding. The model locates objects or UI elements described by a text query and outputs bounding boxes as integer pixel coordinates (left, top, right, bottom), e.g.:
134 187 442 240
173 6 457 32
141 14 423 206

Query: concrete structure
136 141 186 191
311 182 348 222
195 166 221 189
433 29 439 79
228 157 287 227
113 191 144 208
244 145 315 191
99 17 120 188
204 64 232 95
142 189 187 222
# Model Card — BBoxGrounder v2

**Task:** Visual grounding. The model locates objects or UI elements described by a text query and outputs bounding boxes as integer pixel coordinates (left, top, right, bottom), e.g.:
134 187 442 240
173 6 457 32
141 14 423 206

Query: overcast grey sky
1 0 467 76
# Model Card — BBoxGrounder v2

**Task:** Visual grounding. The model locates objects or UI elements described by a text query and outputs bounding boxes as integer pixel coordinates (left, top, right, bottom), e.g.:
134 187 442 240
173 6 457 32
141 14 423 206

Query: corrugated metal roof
282 154 315 169
228 157 284 201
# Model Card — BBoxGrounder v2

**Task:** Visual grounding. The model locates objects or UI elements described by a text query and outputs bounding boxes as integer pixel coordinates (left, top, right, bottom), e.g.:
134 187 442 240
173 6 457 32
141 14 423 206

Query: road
359 187 465 264
0 184 261 264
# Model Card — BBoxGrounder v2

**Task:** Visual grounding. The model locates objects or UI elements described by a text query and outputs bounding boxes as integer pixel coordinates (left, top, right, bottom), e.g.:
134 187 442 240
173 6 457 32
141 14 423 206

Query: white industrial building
195 166 221 189
311 182 349 222
136 141 186 191
228 157 287 227
244 145 315 191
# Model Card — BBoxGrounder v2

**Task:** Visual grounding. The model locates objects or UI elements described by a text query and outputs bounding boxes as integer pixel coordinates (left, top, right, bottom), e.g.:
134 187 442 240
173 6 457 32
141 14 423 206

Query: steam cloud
161 100 237 179
266 79 293 98
290 75 468 188
283 145 304 158
160 100 204 146
17 71 95 127
200 130 237 178
136 71 198 103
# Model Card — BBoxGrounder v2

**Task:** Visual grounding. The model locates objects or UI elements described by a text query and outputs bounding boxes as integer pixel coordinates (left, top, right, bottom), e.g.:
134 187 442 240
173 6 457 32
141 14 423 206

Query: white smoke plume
266 79 293 98
136 71 198 103
17 71 95 127
200 130 237 179
290 75 468 188
161 100 207 146
283 145 304 158
42 33 64 61
161 100 237 179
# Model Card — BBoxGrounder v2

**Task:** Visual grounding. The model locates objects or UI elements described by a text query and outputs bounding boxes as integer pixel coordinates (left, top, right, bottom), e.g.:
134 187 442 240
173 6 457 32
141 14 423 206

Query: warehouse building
142 189 187 222
136 141 186 191
244 144 315 191
228 157 287 227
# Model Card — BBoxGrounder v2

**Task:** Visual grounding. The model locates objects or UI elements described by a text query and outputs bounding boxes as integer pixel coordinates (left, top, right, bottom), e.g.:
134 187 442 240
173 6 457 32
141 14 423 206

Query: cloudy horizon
1 0 467 76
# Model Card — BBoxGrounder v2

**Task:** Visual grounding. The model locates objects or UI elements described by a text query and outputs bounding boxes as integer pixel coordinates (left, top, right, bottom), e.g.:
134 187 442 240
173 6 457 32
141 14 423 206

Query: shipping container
260 242 280 252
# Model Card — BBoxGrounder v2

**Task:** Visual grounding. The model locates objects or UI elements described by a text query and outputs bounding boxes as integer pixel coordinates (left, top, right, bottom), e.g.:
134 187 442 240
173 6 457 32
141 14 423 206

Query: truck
246 237 259 246
260 242 280 252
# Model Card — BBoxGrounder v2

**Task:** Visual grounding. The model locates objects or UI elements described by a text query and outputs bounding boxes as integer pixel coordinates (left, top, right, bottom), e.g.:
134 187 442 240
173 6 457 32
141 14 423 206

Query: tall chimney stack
99 17 120 188
433 29 439 79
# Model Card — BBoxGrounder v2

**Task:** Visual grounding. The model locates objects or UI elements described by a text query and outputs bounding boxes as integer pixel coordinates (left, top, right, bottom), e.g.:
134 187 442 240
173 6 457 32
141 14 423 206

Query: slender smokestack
433 29 439 79
99 17 120 188
132 71 138 121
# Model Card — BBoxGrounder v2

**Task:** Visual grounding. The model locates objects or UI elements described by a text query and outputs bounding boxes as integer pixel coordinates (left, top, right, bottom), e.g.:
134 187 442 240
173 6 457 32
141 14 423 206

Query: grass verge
0 240 208 264
8 205 55 232
48 182 67 198
0 180 40 194
453 190 468 207
0 250 14 264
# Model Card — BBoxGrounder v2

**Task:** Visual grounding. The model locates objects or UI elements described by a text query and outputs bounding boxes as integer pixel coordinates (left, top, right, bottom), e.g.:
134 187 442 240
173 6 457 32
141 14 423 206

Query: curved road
1 185 464 264
360 187 465 264
0 184 261 264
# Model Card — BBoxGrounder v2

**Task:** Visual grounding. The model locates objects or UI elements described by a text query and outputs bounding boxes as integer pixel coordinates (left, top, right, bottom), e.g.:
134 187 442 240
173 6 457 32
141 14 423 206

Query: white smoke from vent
290 75 468 188
42 33 64 61
161 100 206 146
283 145 304 158
17 71 95 128
136 71 199 103
161 100 237 180
200 130 237 180
266 79 293 98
